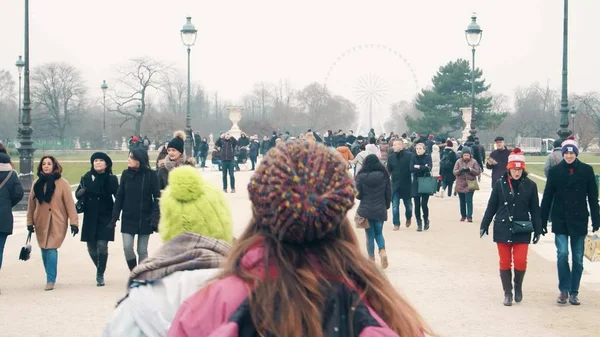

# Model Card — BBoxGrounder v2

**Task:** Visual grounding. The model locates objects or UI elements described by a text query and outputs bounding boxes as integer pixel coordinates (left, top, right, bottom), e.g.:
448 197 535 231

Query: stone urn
460 107 472 142
74 137 81 150
227 106 244 139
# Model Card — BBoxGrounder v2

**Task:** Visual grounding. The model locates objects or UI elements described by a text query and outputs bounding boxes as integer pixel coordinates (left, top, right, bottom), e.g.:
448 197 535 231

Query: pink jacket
168 245 400 337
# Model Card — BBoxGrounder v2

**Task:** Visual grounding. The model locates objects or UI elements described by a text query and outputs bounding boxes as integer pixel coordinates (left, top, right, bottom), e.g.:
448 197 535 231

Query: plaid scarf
128 232 231 286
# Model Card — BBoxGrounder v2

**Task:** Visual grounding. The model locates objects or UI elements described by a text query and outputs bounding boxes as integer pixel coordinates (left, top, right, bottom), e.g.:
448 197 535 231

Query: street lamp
570 106 576 135
181 16 197 158
557 0 572 141
101 80 108 149
15 55 24 128
465 13 482 137
136 104 143 136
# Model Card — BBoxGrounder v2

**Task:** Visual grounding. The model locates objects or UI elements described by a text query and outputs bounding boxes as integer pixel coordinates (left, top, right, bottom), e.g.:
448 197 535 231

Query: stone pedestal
460 107 472 142
121 137 128 151
227 106 244 139
74 137 81 150
114 141 119 150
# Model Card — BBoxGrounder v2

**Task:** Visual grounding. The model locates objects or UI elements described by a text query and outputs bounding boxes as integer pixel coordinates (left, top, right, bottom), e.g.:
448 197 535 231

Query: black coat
386 150 412 199
0 170 24 235
440 149 457 184
541 159 600 236
112 168 161 235
76 172 119 242
486 148 511 187
216 138 238 161
356 171 391 221
481 173 542 243
249 141 260 158
199 141 209 156
410 153 433 197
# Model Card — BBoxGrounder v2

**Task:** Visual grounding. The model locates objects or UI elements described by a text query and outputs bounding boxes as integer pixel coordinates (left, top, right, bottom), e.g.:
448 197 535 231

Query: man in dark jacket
474 138 486 171
386 139 413 230
0 153 24 290
486 136 511 188
215 133 238 193
541 137 599 306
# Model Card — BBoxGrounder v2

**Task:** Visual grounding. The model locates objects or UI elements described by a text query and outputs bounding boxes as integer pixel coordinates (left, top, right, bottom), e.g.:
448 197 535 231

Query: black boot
424 219 430 231
126 258 137 271
88 252 98 268
96 254 108 287
513 269 526 303
416 219 423 232
500 269 513 306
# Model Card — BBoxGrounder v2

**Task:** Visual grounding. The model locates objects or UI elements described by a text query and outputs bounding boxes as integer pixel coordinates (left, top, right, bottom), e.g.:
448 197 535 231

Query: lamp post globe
465 13 482 137
101 80 108 149
181 16 198 159
15 56 25 128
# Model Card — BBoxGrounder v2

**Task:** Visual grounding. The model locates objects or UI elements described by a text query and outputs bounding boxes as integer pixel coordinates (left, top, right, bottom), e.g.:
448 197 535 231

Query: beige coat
26 178 79 249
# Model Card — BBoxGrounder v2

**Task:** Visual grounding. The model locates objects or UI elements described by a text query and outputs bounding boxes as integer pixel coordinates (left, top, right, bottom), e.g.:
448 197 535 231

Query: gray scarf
163 154 187 172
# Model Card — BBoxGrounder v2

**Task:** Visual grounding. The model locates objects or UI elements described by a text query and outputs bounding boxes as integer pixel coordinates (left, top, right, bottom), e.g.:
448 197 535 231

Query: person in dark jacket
439 141 458 198
540 136 599 306
0 153 24 294
356 154 392 268
75 152 119 287
486 136 511 188
410 143 433 231
474 138 486 172
238 133 250 147
112 149 160 271
346 130 356 146
387 139 413 230
215 133 238 193
158 130 194 190
260 136 270 156
199 137 209 168
248 136 260 170
480 148 542 306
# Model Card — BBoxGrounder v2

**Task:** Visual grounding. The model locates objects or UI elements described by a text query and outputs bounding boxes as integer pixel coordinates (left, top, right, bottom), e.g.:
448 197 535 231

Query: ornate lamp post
15 56 24 129
136 104 143 136
180 16 198 158
465 13 483 137
557 0 572 141
16 0 36 211
101 80 108 149
570 106 576 135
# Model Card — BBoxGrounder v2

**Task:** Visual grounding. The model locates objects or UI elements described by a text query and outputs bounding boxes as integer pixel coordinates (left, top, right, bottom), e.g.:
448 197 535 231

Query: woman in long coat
76 152 119 286
26 156 79 291
453 147 481 222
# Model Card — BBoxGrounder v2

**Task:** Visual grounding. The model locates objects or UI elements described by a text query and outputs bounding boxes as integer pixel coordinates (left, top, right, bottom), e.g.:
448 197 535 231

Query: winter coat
26 177 79 249
540 159 600 236
480 173 542 243
453 158 481 194
439 148 457 184
431 145 440 177
76 171 119 242
544 148 562 177
379 143 390 162
486 148 511 187
199 141 209 156
113 169 161 235
167 246 400 337
356 171 391 221
336 146 354 164
216 138 238 161
249 140 260 158
238 136 250 147
351 151 368 176
365 144 381 159
158 156 193 191
0 169 24 235
410 153 433 197
387 150 412 199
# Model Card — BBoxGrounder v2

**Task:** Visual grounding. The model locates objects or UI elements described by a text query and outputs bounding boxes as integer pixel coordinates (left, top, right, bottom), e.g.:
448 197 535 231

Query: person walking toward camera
26 156 79 291
439 140 457 198
216 132 238 193
453 147 481 222
541 136 599 305
75 152 119 287
387 139 413 230
480 148 542 306
0 153 24 294
486 136 511 188
411 142 433 231
158 130 194 190
112 149 160 271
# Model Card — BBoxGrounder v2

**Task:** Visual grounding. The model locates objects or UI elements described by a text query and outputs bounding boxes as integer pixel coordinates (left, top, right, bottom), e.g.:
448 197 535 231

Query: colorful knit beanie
561 136 579 157
248 140 357 244
159 165 233 243
506 147 526 170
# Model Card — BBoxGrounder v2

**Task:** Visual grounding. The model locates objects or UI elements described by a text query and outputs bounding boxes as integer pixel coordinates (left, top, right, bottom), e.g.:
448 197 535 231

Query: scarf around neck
163 154 187 172
33 172 62 204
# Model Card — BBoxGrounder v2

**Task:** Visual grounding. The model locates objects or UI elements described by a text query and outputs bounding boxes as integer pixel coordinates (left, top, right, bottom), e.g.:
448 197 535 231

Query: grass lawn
526 154 600 163
14 162 129 187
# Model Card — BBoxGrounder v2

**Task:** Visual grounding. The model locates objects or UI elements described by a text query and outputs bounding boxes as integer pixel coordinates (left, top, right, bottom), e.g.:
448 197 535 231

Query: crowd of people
0 126 598 335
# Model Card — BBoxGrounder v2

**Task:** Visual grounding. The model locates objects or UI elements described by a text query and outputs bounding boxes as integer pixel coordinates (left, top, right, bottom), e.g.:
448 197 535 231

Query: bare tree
31 62 86 142
296 82 330 130
572 92 600 149
0 70 17 137
251 81 273 120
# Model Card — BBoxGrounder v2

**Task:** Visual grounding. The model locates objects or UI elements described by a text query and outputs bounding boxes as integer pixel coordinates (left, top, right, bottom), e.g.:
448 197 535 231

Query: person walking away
480 148 542 306
111 149 160 271
351 144 367 177
248 136 260 170
0 153 24 294
75 152 119 287
168 140 433 337
0 144 15 169
103 166 233 337
351 135 365 157
365 137 381 158
26 156 79 291
453 147 481 222
158 130 194 190
387 139 413 230
411 143 433 231
199 137 209 168
439 141 458 198
486 136 511 188
540 136 599 305
335 139 354 167
215 132 238 193
474 137 486 172
356 154 392 267
368 127 376 138
544 139 563 177
346 130 356 145
193 132 202 165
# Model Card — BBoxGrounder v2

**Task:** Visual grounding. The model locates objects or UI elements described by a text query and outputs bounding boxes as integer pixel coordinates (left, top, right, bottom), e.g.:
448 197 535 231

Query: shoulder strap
0 170 14 190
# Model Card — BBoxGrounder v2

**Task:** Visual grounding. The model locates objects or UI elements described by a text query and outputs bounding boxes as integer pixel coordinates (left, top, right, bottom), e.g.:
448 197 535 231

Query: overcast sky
1 0 599 108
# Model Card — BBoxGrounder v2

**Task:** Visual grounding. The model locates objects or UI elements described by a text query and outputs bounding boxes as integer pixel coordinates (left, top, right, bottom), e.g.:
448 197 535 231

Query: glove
107 218 118 229
460 167 470 174
542 227 548 236
70 225 79 237
27 225 34 233
532 234 540 244
480 228 488 238
593 226 599 233
76 188 86 198
151 217 160 233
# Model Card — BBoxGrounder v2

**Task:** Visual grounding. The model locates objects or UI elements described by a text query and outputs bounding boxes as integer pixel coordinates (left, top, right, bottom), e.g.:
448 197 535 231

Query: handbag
19 232 32 261
75 178 85 214
354 213 369 229
417 173 438 195
500 181 534 234
467 178 480 192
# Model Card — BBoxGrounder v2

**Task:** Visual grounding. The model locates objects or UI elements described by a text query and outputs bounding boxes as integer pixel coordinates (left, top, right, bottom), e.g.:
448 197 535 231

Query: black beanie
168 130 186 154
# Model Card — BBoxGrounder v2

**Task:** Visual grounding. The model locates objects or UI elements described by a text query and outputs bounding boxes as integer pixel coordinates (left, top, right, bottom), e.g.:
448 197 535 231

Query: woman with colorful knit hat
480 148 542 306
168 140 432 337
104 165 232 337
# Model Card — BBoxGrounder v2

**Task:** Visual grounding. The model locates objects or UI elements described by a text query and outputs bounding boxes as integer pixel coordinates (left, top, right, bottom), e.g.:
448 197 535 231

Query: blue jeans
41 248 58 283
555 235 585 295
392 191 412 226
458 192 474 219
200 155 207 168
364 220 385 258
441 181 453 196
221 161 236 190
0 233 8 270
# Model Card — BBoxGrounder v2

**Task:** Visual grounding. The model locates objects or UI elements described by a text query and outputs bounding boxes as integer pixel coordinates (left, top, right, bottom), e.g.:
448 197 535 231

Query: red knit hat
506 148 526 170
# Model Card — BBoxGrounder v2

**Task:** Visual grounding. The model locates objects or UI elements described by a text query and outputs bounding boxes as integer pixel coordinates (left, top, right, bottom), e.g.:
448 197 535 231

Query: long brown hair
216 218 434 337
37 155 62 176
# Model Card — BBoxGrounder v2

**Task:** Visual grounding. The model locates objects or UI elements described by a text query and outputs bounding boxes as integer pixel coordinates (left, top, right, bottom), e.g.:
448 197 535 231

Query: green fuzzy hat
159 166 233 243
